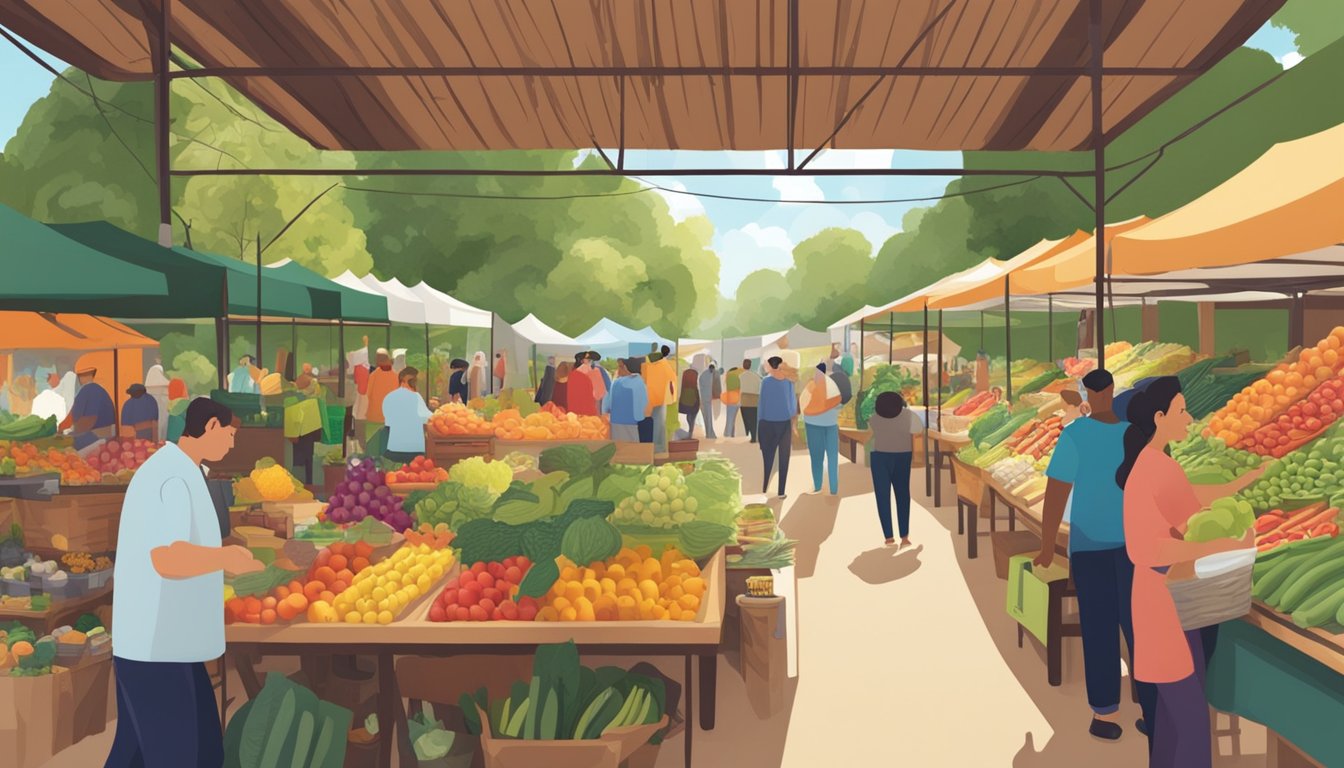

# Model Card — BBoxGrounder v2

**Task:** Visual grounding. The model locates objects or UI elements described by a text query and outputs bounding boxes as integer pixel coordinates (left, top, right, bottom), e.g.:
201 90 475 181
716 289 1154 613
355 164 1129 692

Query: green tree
786 228 873 328
1272 0 1344 56
728 269 793 336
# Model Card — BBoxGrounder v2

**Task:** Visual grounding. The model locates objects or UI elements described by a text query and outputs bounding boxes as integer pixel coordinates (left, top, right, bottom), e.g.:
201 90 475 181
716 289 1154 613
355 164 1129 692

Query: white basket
1167 564 1253 631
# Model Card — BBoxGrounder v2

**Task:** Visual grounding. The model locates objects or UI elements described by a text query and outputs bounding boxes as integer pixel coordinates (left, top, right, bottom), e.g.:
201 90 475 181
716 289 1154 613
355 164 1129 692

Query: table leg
374 652 407 768
924 447 933 497
234 649 263 700
968 497 979 559
698 653 717 730
220 651 229 737
957 501 965 536
989 494 997 532
1047 580 1063 686
933 446 942 508
1009 503 1016 532
684 655 694 768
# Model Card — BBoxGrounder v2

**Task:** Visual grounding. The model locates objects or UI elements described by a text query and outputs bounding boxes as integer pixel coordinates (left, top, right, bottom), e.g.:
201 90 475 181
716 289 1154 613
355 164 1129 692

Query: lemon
362 611 378 625
404 584 421 600
377 610 394 625
377 599 390 612
371 587 388 602
416 575 431 592
428 564 444 581
344 612 362 624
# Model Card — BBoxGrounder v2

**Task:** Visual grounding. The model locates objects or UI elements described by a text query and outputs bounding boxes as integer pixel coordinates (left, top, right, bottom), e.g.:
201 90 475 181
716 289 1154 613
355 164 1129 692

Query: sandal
884 538 897 547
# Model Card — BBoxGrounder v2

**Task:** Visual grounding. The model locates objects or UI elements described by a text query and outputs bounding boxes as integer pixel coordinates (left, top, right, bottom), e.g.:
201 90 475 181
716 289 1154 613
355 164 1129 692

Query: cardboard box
16 491 125 552
0 655 114 768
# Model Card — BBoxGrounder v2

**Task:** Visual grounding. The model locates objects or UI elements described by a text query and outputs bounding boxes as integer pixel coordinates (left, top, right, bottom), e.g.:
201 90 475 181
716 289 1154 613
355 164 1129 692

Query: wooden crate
951 457 990 509
426 435 494 469
613 441 654 465
16 490 125 553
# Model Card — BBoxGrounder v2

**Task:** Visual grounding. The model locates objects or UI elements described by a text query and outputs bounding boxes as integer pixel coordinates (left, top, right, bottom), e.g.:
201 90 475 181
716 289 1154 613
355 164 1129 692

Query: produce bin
427 435 495 470
0 578 30 597
1167 554 1254 631
86 568 113 590
0 655 113 768
475 705 667 768
16 490 125 553
991 531 1042 581
952 457 989 511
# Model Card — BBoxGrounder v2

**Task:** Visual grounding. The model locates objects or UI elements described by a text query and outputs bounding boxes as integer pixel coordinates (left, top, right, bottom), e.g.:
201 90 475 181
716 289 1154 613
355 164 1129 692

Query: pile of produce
322 543 455 624
1062 356 1098 378
85 437 161 479
450 456 515 496
0 413 57 441
321 457 411 531
59 551 112 574
461 642 666 742
953 391 1001 418
989 456 1038 491
223 672 352 768
1171 433 1263 483
1017 367 1067 396
1207 327 1344 447
1183 498 1255 542
1 622 55 676
232 458 314 503
499 450 537 474
1242 373 1344 458
498 405 609 441
1 441 101 485
404 523 455 549
1252 535 1344 629
1237 426 1344 512
1006 415 1063 461
609 459 742 556
1105 342 1197 388
1182 363 1275 421
534 546 706 622
385 455 449 485
428 557 540 622
612 464 698 529
1253 503 1340 553
960 404 1039 466
429 402 495 437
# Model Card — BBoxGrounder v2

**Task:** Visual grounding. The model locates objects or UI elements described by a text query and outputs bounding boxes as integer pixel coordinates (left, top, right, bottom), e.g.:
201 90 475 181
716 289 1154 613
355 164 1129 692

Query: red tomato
459 571 476 585
441 589 458 606
471 562 487 575
456 606 470 621
515 556 531 570
483 587 503 604
477 572 495 589
478 598 497 614
504 566 522 583
468 605 488 621
429 605 447 622
518 603 538 621
500 600 519 620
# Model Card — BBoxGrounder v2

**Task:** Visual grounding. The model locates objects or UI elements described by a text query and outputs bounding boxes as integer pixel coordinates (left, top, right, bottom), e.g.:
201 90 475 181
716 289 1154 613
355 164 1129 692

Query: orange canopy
1007 216 1153 296
0 312 159 351
925 230 1092 310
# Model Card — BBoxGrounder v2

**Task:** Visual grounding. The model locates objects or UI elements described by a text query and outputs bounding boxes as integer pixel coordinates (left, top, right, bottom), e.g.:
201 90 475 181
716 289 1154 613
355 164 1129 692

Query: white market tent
574 318 663 348
355 274 428 325
410 281 493 329
510 314 579 346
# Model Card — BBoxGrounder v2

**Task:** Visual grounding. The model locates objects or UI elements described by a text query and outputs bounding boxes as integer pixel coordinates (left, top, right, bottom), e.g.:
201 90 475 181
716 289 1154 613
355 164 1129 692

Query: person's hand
221 545 264 575
1033 548 1054 569
1237 529 1256 549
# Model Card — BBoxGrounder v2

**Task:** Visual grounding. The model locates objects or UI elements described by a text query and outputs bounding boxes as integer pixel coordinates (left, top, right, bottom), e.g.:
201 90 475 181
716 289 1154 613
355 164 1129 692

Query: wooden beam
1198 302 1216 356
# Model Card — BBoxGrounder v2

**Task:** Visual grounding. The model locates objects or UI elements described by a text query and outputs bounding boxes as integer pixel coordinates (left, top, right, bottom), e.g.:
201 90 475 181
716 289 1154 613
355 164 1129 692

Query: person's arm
415 395 434 422
1141 529 1255 568
1034 429 1077 567
1191 464 1267 508
73 414 98 433
147 479 262 579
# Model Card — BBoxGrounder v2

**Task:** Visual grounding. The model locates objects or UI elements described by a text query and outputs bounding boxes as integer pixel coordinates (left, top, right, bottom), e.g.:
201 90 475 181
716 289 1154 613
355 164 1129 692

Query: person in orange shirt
801 363 843 494
493 350 508 391
640 346 677 453
1117 377 1264 766
364 349 400 443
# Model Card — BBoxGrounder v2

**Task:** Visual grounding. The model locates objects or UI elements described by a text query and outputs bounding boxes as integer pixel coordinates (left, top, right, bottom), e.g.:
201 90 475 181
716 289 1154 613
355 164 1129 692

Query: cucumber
1254 552 1313 601
1278 557 1344 613
1263 538 1344 606
1292 583 1344 628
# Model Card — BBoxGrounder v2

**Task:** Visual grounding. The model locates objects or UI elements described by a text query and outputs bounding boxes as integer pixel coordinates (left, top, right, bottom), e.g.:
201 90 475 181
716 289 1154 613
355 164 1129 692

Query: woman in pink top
1116 377 1263 767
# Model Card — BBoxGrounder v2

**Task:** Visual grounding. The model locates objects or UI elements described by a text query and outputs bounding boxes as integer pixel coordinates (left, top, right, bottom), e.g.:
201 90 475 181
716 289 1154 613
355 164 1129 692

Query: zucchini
1262 537 1344 606
1292 583 1344 628
1279 557 1344 613
1255 551 1315 602
288 710 315 768
258 688 297 768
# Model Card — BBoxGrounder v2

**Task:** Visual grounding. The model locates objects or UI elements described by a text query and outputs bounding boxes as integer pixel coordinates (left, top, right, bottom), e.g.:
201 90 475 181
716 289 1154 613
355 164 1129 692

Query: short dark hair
875 391 906 418
1082 368 1114 393
587 351 601 362
399 366 419 384
574 352 587 365
449 358 469 370
816 362 827 374
182 398 234 438
767 356 784 370
742 358 752 369
660 345 671 356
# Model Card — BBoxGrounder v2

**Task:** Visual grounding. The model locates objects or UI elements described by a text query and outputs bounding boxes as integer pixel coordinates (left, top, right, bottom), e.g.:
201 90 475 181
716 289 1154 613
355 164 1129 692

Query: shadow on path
778 493 840 579
847 544 924 585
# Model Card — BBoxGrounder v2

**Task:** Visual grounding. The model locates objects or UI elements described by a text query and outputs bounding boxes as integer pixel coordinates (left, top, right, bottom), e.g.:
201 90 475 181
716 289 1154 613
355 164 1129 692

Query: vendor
120 383 160 441
229 355 259 394
382 366 433 464
60 366 116 450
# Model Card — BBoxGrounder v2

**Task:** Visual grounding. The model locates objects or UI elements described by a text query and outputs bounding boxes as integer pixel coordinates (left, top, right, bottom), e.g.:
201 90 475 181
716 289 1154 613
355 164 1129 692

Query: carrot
1269 502 1329 536
1308 522 1339 538
1289 507 1340 534
1254 513 1286 534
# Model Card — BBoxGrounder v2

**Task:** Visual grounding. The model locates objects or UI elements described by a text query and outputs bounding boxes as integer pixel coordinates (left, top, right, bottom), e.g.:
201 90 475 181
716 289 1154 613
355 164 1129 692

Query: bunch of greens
223 672 352 768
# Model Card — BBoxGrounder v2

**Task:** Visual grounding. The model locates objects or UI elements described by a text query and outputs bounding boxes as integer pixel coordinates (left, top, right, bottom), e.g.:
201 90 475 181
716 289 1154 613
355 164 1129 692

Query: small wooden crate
16 490 125 553
426 435 495 469
613 441 655 465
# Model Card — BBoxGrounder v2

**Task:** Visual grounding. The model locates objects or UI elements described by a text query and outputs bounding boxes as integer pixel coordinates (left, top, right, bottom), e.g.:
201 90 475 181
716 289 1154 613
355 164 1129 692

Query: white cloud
716 223 795 293
799 149 896 170
763 151 825 201
651 180 706 222
846 211 901 250
1280 51 1304 69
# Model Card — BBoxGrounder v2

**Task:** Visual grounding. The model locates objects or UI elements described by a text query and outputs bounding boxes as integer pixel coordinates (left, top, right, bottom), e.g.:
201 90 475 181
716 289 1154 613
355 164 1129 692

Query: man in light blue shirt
229 354 259 394
609 358 649 443
108 398 261 768
382 366 434 464
757 356 799 497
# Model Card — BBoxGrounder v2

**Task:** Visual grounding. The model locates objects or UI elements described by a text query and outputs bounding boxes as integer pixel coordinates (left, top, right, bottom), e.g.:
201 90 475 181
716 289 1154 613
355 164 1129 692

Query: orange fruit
260 609 277 624
351 557 370 573
303 581 325 602
329 554 349 572
314 566 337 585
336 568 354 585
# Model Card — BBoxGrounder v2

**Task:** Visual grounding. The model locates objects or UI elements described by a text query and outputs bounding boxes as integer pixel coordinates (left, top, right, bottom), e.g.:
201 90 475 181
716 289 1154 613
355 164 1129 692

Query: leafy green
560 516 623 565
454 518 526 564
684 460 742 527
516 557 561 600
968 403 1011 446
539 445 593 477
342 517 393 546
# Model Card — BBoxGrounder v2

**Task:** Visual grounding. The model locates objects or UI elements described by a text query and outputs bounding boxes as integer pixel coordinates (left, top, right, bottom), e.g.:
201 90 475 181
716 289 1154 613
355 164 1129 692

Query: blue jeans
725 404 740 437
870 451 912 539
805 423 839 493
1072 547 1154 719
107 657 223 768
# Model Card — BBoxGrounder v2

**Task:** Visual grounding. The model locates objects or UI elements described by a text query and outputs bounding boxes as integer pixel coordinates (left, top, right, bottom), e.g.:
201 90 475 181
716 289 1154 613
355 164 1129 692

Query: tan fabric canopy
3 0 1282 152
1007 216 1152 296
925 230 1092 310
1110 122 1344 274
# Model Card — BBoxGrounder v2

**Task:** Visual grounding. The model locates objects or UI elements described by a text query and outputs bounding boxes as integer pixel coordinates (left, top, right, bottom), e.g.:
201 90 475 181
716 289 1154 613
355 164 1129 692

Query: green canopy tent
265 260 388 323
0 204 169 310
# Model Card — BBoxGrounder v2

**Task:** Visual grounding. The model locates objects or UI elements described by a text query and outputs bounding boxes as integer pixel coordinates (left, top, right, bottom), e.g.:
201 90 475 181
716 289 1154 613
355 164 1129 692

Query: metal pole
1090 0 1107 368
889 313 895 365
290 318 297 379
113 349 121 431
215 317 227 390
489 319 496 393
923 303 931 497
337 319 346 399
857 318 866 423
980 310 985 350
1005 276 1014 402
1048 294 1054 363
424 322 432 403
255 237 263 372
153 0 172 246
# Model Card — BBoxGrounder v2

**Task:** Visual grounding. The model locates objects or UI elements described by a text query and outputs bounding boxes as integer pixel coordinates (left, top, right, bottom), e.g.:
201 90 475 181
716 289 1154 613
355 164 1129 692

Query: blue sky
0 20 1302 295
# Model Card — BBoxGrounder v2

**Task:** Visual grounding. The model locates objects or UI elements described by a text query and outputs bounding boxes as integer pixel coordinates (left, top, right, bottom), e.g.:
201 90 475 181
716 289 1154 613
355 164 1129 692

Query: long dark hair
1116 376 1183 490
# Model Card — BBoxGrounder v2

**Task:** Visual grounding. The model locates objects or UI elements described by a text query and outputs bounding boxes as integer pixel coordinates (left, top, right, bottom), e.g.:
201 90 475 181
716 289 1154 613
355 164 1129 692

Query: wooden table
927 430 969 508
837 428 871 464
0 583 112 635
224 550 727 768
1242 602 1344 677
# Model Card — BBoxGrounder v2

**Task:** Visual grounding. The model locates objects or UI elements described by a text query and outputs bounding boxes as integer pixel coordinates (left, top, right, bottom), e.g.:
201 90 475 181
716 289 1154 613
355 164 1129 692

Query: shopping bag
1006 554 1066 645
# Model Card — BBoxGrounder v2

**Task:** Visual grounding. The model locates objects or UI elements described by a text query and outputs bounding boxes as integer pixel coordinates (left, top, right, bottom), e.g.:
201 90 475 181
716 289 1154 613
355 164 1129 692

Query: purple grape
352 505 368 520
358 491 371 505
374 486 390 499
347 481 361 494
343 496 356 509
362 482 374 492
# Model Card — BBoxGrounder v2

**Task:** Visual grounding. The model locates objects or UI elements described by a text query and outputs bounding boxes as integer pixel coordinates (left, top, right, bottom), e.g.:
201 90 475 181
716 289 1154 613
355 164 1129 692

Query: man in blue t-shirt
608 358 649 443
1036 369 1153 742
757 357 798 498
61 367 117 450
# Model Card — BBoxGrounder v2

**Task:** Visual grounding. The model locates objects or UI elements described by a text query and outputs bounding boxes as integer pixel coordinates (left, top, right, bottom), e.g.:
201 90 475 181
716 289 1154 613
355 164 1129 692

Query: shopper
120 383 160 441
585 351 610 414
468 351 487 400
830 358 853 409
534 355 557 405
108 398 262 768
738 358 762 443
552 361 572 411
1117 377 1264 767
679 361 702 436
61 366 116 450
382 367 434 464
868 391 922 547
698 362 719 440
493 350 508 391
144 362 171 441
758 356 798 498
802 363 843 495
447 358 470 404
566 353 599 416
364 349 400 443
1035 369 1143 741
641 346 677 453
228 354 259 394
608 358 648 443
722 363 742 438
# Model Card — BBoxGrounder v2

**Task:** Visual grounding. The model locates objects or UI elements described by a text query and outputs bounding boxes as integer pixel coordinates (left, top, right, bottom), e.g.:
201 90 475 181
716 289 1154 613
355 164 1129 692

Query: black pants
637 416 654 443
1071 547 1155 726
107 657 223 768
741 406 759 442
684 408 698 435
758 420 792 495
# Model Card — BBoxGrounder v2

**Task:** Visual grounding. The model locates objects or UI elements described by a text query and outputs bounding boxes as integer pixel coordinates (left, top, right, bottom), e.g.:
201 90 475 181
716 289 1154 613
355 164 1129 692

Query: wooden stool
1210 708 1242 759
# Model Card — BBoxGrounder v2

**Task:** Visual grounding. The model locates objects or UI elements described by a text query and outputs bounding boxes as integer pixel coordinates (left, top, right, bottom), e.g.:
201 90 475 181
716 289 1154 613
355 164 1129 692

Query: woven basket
1167 564 1253 631
939 413 975 435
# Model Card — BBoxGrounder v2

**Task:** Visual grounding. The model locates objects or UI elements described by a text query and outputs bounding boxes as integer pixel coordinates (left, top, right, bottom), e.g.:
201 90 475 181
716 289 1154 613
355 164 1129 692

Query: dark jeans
759 420 792 495
741 406 759 442
1071 547 1155 722
1151 630 1212 768
107 657 223 768
870 451 913 539
637 416 654 443
684 408 698 435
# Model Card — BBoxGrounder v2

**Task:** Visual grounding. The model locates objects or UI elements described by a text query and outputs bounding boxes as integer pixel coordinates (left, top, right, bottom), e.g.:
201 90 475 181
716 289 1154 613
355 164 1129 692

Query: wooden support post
1141 299 1160 342
1198 302 1216 356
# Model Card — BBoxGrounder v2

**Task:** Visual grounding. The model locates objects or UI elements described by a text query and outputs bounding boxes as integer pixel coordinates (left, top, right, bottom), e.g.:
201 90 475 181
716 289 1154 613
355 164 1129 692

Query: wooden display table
1243 602 1344 677
0 583 113 636
837 428 870 464
926 430 969 508
225 550 728 768
951 457 987 547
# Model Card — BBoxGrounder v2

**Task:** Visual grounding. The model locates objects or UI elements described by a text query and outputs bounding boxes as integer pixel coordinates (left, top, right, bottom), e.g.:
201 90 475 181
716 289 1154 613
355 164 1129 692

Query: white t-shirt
111 442 224 662
31 389 67 422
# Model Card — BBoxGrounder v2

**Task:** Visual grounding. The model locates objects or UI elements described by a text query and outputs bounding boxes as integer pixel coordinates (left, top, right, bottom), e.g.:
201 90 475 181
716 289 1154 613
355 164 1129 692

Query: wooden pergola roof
3 0 1282 154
